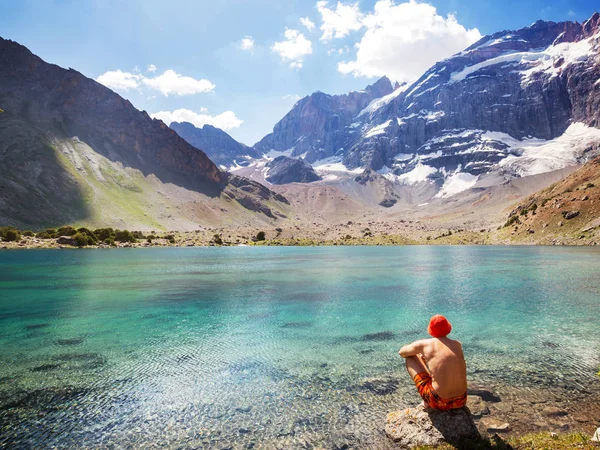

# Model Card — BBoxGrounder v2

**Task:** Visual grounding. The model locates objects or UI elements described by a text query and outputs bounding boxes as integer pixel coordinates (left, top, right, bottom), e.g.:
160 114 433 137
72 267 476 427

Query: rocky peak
170 121 258 168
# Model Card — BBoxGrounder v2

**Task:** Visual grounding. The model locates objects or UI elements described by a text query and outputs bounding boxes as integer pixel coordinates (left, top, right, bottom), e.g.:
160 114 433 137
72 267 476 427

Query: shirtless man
398 315 467 411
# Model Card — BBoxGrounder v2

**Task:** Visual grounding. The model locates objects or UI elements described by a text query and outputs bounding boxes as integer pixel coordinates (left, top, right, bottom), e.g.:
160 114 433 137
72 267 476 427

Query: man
398 315 467 411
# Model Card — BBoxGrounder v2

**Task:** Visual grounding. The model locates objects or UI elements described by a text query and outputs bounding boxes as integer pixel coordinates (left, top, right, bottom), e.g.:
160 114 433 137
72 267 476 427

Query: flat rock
466 395 490 418
385 405 480 448
542 406 568 417
480 417 511 432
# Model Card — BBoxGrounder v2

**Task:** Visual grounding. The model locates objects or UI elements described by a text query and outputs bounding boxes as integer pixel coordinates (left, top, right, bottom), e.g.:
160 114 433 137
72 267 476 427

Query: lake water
1 246 599 448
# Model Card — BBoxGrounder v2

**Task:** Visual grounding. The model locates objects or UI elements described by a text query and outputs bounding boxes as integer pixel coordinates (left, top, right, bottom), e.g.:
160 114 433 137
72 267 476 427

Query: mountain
253 76 397 163
250 13 600 203
265 156 322 185
170 122 259 168
0 36 288 229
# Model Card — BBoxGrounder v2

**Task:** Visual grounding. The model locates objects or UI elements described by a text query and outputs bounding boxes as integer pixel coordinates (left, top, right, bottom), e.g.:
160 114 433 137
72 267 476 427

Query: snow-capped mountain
247 13 600 199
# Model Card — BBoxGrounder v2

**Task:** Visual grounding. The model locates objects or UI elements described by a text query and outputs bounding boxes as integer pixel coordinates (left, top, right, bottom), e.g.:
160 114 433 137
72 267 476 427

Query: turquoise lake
1 246 599 448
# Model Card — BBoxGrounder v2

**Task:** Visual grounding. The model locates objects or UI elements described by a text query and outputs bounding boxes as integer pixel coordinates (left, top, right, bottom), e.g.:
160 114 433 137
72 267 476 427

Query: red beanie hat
428 315 452 338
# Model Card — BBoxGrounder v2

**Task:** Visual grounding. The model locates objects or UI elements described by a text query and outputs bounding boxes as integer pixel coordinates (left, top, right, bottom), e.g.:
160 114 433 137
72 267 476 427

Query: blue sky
0 0 598 145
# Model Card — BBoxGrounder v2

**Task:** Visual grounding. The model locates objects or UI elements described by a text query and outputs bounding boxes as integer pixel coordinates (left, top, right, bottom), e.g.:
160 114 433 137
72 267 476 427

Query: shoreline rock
385 405 481 448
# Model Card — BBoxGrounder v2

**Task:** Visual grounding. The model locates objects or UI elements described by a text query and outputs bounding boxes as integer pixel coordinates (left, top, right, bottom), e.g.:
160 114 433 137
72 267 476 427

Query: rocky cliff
253 76 396 163
265 156 322 185
170 122 259 168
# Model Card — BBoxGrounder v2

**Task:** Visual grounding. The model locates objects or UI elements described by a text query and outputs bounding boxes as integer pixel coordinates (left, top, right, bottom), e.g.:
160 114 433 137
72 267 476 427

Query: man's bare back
398 315 467 410
399 337 467 399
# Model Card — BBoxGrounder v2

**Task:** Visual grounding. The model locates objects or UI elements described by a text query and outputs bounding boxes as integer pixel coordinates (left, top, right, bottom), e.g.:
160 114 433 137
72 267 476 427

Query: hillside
0 37 288 230
496 155 600 244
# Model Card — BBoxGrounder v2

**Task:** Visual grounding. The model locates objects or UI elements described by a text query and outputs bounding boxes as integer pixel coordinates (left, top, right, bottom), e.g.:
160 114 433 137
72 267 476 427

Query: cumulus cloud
317 1 363 41
239 36 255 51
337 0 481 83
97 69 215 96
272 29 313 69
147 64 157 72
142 70 215 96
300 17 316 31
151 108 243 130
96 70 142 91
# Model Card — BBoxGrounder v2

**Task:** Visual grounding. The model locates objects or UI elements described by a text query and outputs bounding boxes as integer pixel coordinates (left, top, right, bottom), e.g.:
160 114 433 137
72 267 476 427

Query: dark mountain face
265 156 322 185
170 122 259 168
0 37 225 190
253 13 600 192
253 76 395 163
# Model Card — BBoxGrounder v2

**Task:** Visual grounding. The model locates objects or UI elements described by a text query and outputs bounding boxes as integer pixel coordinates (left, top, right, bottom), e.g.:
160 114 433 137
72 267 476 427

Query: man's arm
398 339 428 358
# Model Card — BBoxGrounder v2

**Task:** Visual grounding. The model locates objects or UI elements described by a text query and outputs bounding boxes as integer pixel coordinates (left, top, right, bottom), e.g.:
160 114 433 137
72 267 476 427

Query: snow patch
398 164 438 184
358 83 409 117
364 120 392 138
450 35 593 86
498 122 600 176
313 156 364 175
435 172 479 198
393 153 413 161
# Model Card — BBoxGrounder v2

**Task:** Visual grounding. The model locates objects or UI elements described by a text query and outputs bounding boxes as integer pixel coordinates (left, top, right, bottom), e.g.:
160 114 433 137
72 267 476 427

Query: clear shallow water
0 246 599 448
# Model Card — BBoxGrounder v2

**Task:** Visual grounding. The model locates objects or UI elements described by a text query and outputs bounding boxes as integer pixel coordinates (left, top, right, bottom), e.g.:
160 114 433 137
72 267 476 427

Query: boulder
385 405 481 448
56 236 77 246
590 427 600 442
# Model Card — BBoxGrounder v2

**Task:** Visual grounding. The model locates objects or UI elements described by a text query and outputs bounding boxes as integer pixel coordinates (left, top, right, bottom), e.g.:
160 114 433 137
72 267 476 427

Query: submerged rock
360 375 399 395
385 405 481 448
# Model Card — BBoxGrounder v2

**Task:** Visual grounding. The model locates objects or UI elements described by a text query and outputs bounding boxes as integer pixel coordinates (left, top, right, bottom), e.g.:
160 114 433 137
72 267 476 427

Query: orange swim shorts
413 371 467 411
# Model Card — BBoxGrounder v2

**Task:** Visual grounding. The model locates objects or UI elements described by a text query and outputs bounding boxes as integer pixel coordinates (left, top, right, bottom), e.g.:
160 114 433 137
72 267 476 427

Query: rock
542 406 568 417
591 427 600 442
480 417 511 432
379 198 397 208
562 210 580 220
466 386 501 403
466 395 490 418
385 406 481 448
360 375 399 395
56 236 77 246
265 155 322 184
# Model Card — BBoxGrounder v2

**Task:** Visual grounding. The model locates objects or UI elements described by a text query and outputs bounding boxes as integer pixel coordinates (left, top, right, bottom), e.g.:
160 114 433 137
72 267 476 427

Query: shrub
586 183 595 189
36 228 57 239
77 227 98 244
105 237 116 246
114 230 136 243
212 234 222 245
165 234 176 244
57 226 77 236
22 230 35 237
132 230 145 239
147 238 152 243
93 228 115 241
0 227 20 242
73 232 92 247
256 231 266 241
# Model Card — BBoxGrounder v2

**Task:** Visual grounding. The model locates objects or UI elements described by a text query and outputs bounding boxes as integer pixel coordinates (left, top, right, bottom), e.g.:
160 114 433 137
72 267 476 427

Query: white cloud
337 0 481 83
97 69 215 96
317 1 363 41
300 17 316 31
142 70 215 96
239 36 255 51
151 109 243 130
96 70 142 91
568 10 576 17
272 29 313 69
147 64 157 72
283 94 301 101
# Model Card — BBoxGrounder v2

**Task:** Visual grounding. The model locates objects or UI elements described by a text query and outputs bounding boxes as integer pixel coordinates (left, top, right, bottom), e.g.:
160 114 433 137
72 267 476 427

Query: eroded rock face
265 156 322 184
253 77 395 163
385 405 481 448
